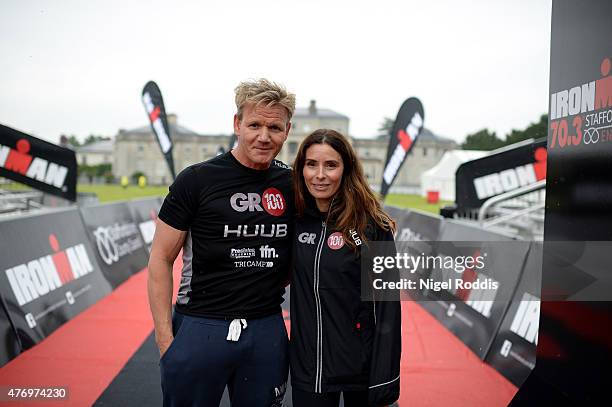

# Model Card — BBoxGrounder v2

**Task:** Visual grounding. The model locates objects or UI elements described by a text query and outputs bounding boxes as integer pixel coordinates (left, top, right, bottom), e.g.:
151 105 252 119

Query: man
148 79 295 407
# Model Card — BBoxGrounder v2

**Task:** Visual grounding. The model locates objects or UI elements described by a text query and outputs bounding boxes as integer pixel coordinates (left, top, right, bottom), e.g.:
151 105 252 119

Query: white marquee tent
421 150 488 201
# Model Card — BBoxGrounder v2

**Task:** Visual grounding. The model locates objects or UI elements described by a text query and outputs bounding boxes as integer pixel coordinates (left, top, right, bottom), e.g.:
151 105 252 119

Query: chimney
167 113 178 125
308 100 317 115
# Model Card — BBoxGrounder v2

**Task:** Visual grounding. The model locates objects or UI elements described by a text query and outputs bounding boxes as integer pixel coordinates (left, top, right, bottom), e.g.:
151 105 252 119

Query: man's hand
157 334 174 358
147 219 187 361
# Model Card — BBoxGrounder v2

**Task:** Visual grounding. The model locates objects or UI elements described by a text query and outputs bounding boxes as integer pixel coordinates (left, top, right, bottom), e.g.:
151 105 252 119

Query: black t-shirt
158 152 293 319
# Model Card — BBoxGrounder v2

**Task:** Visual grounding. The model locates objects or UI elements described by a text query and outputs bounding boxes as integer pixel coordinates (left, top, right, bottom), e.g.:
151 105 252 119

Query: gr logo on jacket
289 207 401 406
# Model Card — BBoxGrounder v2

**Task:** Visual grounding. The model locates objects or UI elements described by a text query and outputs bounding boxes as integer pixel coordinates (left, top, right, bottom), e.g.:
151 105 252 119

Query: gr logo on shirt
229 188 286 216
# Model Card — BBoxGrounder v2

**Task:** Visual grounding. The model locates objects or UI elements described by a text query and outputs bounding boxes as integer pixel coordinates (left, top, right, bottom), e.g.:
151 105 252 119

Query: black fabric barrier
0 302 20 367
382 205 539 380
417 221 530 359
0 208 112 348
485 242 541 387
0 293 45 366
386 206 443 242
382 205 407 227
405 210 442 242
127 197 162 254
80 202 149 288
385 207 443 302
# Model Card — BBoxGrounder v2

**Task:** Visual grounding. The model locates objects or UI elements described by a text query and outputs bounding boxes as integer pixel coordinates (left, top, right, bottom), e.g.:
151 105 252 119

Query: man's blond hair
234 78 296 121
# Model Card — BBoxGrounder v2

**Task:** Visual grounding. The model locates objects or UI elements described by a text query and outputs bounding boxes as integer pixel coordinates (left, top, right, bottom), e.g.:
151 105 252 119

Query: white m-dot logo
446 303 456 317
500 340 512 357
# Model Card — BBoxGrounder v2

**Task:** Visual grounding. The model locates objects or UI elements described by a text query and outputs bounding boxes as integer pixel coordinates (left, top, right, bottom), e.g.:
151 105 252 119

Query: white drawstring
226 319 247 341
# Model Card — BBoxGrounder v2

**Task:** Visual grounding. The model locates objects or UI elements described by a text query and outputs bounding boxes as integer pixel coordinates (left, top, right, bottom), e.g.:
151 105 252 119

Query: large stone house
113 114 230 184
112 103 456 192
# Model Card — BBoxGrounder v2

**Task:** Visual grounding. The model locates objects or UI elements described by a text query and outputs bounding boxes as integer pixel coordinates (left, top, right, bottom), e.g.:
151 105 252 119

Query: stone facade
276 100 350 165
113 114 230 184
76 139 113 166
112 106 456 191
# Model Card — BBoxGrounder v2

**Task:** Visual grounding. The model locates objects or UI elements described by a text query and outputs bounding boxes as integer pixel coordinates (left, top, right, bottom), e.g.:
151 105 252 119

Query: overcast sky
0 0 551 144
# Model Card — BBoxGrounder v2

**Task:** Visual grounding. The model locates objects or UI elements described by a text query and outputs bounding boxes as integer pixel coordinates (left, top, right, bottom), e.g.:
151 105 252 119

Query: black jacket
289 205 401 406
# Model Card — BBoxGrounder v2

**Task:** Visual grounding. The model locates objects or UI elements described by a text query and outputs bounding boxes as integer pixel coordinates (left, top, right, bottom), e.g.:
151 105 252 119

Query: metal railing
478 180 546 222
0 190 44 215
476 180 546 240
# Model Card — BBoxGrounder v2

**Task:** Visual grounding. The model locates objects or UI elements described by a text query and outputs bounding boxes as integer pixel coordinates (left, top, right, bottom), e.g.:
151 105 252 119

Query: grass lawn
75 188 452 213
77 184 169 203
1 182 168 203
383 193 452 215
3 182 451 214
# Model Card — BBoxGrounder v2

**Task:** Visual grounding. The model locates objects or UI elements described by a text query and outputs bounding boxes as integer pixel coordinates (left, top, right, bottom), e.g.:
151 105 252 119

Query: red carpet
398 301 518 406
0 259 182 407
0 259 518 406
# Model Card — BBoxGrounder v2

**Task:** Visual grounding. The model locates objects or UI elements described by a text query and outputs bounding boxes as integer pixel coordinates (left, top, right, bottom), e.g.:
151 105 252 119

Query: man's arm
147 218 187 357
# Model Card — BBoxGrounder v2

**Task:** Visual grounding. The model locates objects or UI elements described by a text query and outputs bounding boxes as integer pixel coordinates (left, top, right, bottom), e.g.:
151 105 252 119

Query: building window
423 148 427 156
137 145 144 152
289 142 298 154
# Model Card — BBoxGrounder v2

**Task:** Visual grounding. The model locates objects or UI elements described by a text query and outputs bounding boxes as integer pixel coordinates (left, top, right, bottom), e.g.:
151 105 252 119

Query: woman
290 129 401 407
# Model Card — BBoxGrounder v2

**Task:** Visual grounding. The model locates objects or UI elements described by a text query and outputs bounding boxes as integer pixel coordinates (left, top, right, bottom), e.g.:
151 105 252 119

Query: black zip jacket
290 204 401 406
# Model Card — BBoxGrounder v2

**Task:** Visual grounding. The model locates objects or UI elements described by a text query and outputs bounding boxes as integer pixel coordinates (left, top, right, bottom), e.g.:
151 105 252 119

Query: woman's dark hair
293 129 395 248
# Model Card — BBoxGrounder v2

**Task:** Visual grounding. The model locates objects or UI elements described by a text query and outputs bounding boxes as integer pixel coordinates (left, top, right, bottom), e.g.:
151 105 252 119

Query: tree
61 134 81 147
504 114 547 145
461 129 504 150
377 117 395 138
83 134 111 146
461 114 548 150
78 163 113 183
